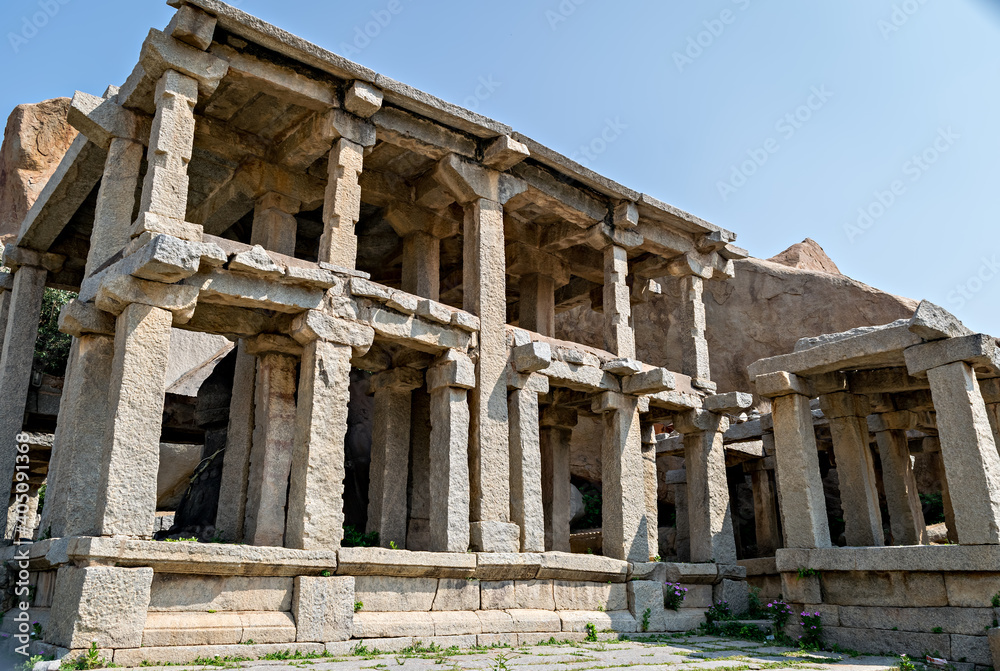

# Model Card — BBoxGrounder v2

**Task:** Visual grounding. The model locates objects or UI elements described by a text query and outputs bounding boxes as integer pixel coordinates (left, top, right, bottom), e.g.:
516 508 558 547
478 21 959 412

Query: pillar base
469 521 520 553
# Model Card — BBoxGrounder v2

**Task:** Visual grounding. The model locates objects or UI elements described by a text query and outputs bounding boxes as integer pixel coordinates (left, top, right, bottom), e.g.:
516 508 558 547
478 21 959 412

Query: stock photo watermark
546 0 588 31
948 255 999 310
461 75 502 112
843 126 959 243
673 0 753 73
336 0 405 58
716 85 833 202
8 0 71 54
11 433 36 661
878 0 931 39
570 117 628 166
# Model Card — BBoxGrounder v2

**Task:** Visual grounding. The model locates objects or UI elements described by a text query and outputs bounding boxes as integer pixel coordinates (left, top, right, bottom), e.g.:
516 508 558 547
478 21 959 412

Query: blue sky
3 0 998 335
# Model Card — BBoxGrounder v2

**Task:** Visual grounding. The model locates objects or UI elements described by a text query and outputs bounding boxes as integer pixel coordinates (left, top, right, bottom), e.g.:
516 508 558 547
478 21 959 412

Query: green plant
652 555 661 562
30 620 43 639
898 655 917 671
597 605 604 612
34 288 76 376
920 492 946 525
389 540 399 550
992 592 1000 608
584 622 597 642
932 626 944 634
747 586 766 619
641 607 651 632
796 568 817 579
493 652 511 671
343 525 380 547
20 656 48 671
573 486 602 530
664 582 687 611
64 642 109 670
798 611 823 649
321 570 332 577
705 600 733 623
765 599 793 629
354 601 364 612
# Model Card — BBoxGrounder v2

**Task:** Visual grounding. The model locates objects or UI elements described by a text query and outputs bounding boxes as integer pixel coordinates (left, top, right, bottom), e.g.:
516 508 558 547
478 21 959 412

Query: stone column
667 453 691 561
6 484 41 541
0 263 48 538
679 274 711 384
540 406 576 553
520 273 556 337
215 340 256 542
251 192 300 257
427 350 474 552
285 334 362 550
95 303 174 538
593 392 648 562
402 231 440 301
367 366 423 549
243 336 301 548
676 409 737 564
133 70 203 241
603 245 635 359
819 392 884 546
749 460 782 556
319 138 364 268
757 372 831 548
870 411 927 546
641 424 659 557
86 137 144 277
924 437 959 543
0 275 11 360
924 361 1000 544
38 302 116 539
508 373 548 552
407 386 433 550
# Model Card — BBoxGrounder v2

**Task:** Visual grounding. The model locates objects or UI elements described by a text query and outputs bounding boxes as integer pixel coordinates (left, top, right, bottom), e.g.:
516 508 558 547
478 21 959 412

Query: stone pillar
6 483 41 541
819 392 884 546
367 366 423 549
679 273 711 384
870 411 927 546
520 273 556 337
86 137 144 277
215 340 256 542
285 335 361 550
541 406 575 553
676 409 737 564
669 453 691 561
319 138 364 268
427 350 474 552
508 374 548 552
251 192 300 257
134 70 202 241
603 245 635 359
0 264 47 538
925 437 959 543
593 392 648 562
464 197 518 551
407 387 433 550
0 276 11 360
749 460 782 557
641 424 659 557
402 231 440 301
95 303 173 538
924 361 1000 544
758 372 831 548
243 337 301 547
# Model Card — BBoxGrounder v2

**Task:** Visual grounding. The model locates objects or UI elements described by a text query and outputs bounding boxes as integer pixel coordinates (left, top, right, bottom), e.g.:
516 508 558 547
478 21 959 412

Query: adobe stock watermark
337 0 405 59
716 85 833 202
11 432 36 661
570 118 628 166
673 0 752 73
461 75 502 112
8 0 72 54
843 126 959 243
949 255 1000 310
878 0 930 39
546 0 587 31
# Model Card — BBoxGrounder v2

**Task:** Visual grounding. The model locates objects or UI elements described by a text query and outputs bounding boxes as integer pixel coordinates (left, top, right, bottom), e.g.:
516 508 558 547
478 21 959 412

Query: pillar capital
674 408 729 435
2 244 64 273
427 349 475 391
290 311 374 355
95 273 199 323
59 299 116 337
867 410 915 433
68 91 151 149
904 334 1000 377
385 203 459 240
370 366 424 394
703 391 754 414
591 391 633 414
482 135 530 171
540 405 578 429
245 333 303 357
344 80 384 118
511 341 552 373
433 153 526 205
507 370 549 393
755 371 813 399
818 391 870 420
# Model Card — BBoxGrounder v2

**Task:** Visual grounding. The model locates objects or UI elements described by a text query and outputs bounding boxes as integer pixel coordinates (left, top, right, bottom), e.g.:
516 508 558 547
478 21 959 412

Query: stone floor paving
25 633 902 671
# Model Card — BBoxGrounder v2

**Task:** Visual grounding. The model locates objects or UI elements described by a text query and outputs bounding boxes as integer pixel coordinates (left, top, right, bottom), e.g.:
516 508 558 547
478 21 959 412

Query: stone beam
211 44 340 111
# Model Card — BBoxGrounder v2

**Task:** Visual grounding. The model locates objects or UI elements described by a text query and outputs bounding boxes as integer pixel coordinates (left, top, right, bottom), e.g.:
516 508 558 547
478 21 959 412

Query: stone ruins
1 1 999 668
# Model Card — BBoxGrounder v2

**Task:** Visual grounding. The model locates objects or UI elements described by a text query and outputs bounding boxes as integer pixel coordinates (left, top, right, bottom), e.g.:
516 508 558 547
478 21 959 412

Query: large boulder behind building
0 98 77 245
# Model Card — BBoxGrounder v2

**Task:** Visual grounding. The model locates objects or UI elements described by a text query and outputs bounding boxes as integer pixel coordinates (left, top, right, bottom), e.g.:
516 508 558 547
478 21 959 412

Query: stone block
433 578 481 611
951 635 993 666
476 609 515 633
839 606 991 636
663 609 707 632
475 553 542 580
470 521 521 554
167 4 217 50
506 609 561 633
48 566 153 649
823 626 951 659
988 628 1000 670
685 584 713 608
148 575 293 611
553 580 627 611
559 610 637 634
514 579 555 610
821 571 948 607
481 581 516 610
354 576 438 612
629 562 667 583
430 611 482 636
946 573 1000 607
628 581 666 632
713 579 749 615
336 547 476 578
478 632 518 647
662 562 717 585
293 576 355 642
518 631 587 645
240 612 297 644
536 552 629 582
345 81 384 118
780 572 821 604
142 611 242 646
113 642 326 667
352 611 435 638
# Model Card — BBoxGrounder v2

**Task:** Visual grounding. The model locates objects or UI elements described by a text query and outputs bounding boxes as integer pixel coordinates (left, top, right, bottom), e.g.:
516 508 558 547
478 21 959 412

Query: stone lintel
167 4 218 50
507 371 549 394
290 311 374 355
68 91 152 149
908 299 974 341
59 299 116 337
123 29 229 108
811 371 850 395
818 391 870 420
602 358 642 376
426 350 476 391
95 273 199 322
868 410 915 434
755 371 813 398
434 154 526 205
2 244 65 273
117 233 227 283
591 391 632 414
703 391 753 414
622 367 676 395
370 366 424 394
540 406 578 429
667 254 712 280
905 334 1000 377
505 241 571 286
511 341 552 373
245 333 303 357
384 203 458 239
613 201 639 229
584 222 643 251
483 135 530 171
674 408 729 435
344 80 384 118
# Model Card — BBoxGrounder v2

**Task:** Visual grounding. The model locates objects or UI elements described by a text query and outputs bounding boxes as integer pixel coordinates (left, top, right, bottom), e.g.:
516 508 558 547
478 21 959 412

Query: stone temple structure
1 1 999 667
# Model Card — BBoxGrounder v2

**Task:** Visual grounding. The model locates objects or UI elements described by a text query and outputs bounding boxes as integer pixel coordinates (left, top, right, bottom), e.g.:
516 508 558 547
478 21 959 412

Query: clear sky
2 0 998 334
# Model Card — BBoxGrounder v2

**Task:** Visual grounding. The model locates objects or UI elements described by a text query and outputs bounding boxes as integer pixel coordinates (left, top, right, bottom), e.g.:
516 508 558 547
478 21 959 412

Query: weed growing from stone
665 582 688 610
642 607 652 631
797 611 823 650
355 600 364 612
585 622 598 642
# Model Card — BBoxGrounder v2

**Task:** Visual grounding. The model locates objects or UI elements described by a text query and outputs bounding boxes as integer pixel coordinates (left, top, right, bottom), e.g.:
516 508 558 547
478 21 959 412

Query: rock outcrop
0 98 77 245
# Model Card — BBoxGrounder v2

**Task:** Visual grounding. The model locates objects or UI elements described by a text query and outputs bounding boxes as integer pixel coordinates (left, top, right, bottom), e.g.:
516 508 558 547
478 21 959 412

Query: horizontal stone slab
112 641 326 667
474 553 542 581
776 545 1000 573
535 552 629 583
336 547 476 578
838 606 993 636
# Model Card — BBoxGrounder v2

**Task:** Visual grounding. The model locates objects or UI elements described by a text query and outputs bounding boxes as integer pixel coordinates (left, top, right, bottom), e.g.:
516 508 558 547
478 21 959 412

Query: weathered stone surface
480 580 516 610
553 580 627 611
506 609 561 633
823 626 951 660
820 571 948 607
430 611 482 636
512 579 555 610
474 553 542 581
679 411 737 564
536 552 629 582
713 579 748 615
336 547 476 578
145 574 289 612
780 572 821 604
354 576 438 612
559 610 637 634
662 563 717 585
433 578 481 611
293 576 354 642
352 611 435 638
838 606 992 636
627 580 667 632
509 387 545 552
142 611 243 647
48 566 153 649
946 573 1000 607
